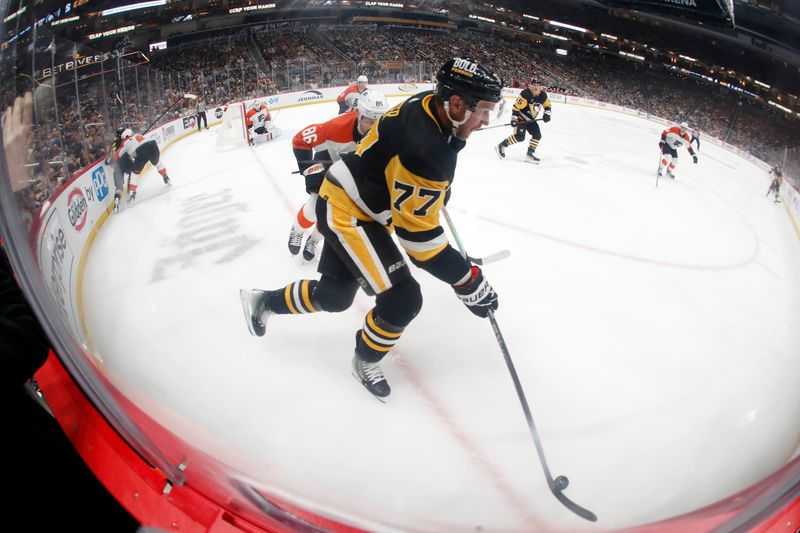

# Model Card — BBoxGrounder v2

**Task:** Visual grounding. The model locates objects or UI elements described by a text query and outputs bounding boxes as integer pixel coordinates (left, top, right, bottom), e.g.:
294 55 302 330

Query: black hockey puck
555 476 569 490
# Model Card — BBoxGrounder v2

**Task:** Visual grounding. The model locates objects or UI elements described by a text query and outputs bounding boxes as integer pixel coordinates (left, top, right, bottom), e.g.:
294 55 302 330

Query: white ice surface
82 97 800 532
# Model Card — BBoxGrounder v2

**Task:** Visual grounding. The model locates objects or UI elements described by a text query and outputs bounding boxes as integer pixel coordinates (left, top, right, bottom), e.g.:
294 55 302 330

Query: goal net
216 102 250 151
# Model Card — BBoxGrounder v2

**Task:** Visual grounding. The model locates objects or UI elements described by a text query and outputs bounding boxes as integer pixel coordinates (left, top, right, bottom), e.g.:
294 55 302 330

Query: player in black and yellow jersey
766 164 783 202
240 58 502 399
495 79 551 164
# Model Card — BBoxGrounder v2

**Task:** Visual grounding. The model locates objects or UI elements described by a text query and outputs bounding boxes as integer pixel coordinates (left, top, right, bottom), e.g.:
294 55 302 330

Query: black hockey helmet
435 58 502 108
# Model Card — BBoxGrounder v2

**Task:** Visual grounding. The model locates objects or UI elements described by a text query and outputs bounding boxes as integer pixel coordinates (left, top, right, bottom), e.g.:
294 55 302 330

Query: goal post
215 102 250 151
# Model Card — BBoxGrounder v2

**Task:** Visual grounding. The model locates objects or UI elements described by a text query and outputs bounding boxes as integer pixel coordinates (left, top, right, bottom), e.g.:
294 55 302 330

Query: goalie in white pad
246 100 280 145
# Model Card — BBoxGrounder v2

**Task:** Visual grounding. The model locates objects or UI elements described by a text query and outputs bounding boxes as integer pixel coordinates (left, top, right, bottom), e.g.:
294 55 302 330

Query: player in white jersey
287 90 387 260
658 121 698 179
116 128 170 206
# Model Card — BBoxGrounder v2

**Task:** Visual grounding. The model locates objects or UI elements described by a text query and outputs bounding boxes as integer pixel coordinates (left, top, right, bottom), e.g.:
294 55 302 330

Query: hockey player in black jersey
495 79 551 164
766 164 783 202
240 58 502 399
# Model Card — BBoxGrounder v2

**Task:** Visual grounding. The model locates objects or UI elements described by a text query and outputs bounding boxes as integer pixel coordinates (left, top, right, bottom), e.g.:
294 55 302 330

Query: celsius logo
214 107 224 119
67 188 88 231
298 90 323 102
268 96 279 105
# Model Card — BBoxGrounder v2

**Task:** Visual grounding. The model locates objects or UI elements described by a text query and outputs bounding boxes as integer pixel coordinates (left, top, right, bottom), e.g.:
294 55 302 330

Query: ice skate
525 152 540 164
239 288 272 337
302 236 318 261
126 191 136 206
113 194 120 214
667 170 676 180
288 228 303 256
163 173 171 185
495 142 506 159
352 354 390 400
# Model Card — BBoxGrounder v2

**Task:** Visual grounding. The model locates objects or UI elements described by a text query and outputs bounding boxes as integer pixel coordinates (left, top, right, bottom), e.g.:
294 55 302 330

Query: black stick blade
552 489 598 522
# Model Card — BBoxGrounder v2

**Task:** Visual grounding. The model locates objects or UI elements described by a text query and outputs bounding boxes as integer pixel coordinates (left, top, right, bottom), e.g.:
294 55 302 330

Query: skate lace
289 232 303 247
361 361 386 384
304 238 317 253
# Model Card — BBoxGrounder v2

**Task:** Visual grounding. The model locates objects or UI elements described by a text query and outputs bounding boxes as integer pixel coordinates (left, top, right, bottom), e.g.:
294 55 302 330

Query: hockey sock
355 309 404 363
294 204 315 231
504 134 519 146
528 139 540 153
307 226 322 243
265 280 319 315
157 163 167 174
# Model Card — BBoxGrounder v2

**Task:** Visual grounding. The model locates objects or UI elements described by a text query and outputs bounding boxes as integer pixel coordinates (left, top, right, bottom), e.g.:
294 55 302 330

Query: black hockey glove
543 113 551 123
659 140 666 151
692 154 698 164
510 115 518 127
453 266 498 318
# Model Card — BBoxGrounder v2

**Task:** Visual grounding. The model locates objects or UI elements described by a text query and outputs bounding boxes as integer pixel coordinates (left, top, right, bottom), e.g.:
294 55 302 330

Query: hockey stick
478 118 542 131
469 249 510 265
143 93 197 134
441 208 510 266
441 208 598 523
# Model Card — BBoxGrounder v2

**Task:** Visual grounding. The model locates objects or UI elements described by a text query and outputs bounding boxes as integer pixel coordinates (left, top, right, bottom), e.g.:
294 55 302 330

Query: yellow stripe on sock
284 285 299 314
301 280 317 313
361 330 393 352
367 311 401 338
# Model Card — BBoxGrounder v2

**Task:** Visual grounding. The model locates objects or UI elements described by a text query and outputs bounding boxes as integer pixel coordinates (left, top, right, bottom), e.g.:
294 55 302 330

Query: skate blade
239 289 260 337
351 371 387 403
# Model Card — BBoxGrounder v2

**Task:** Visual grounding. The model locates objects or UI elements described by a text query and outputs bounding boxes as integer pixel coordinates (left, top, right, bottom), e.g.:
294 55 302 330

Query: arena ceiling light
768 100 791 114
679 54 697 62
102 0 167 16
548 20 588 33
754 80 771 89
542 32 569 41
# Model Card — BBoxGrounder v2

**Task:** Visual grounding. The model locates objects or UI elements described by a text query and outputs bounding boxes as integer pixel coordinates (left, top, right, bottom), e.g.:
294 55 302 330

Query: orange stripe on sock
297 207 314 229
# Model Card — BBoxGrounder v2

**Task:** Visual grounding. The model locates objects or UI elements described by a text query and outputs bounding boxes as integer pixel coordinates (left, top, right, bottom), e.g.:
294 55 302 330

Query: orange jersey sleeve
292 120 330 150
336 84 360 104
291 112 359 159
